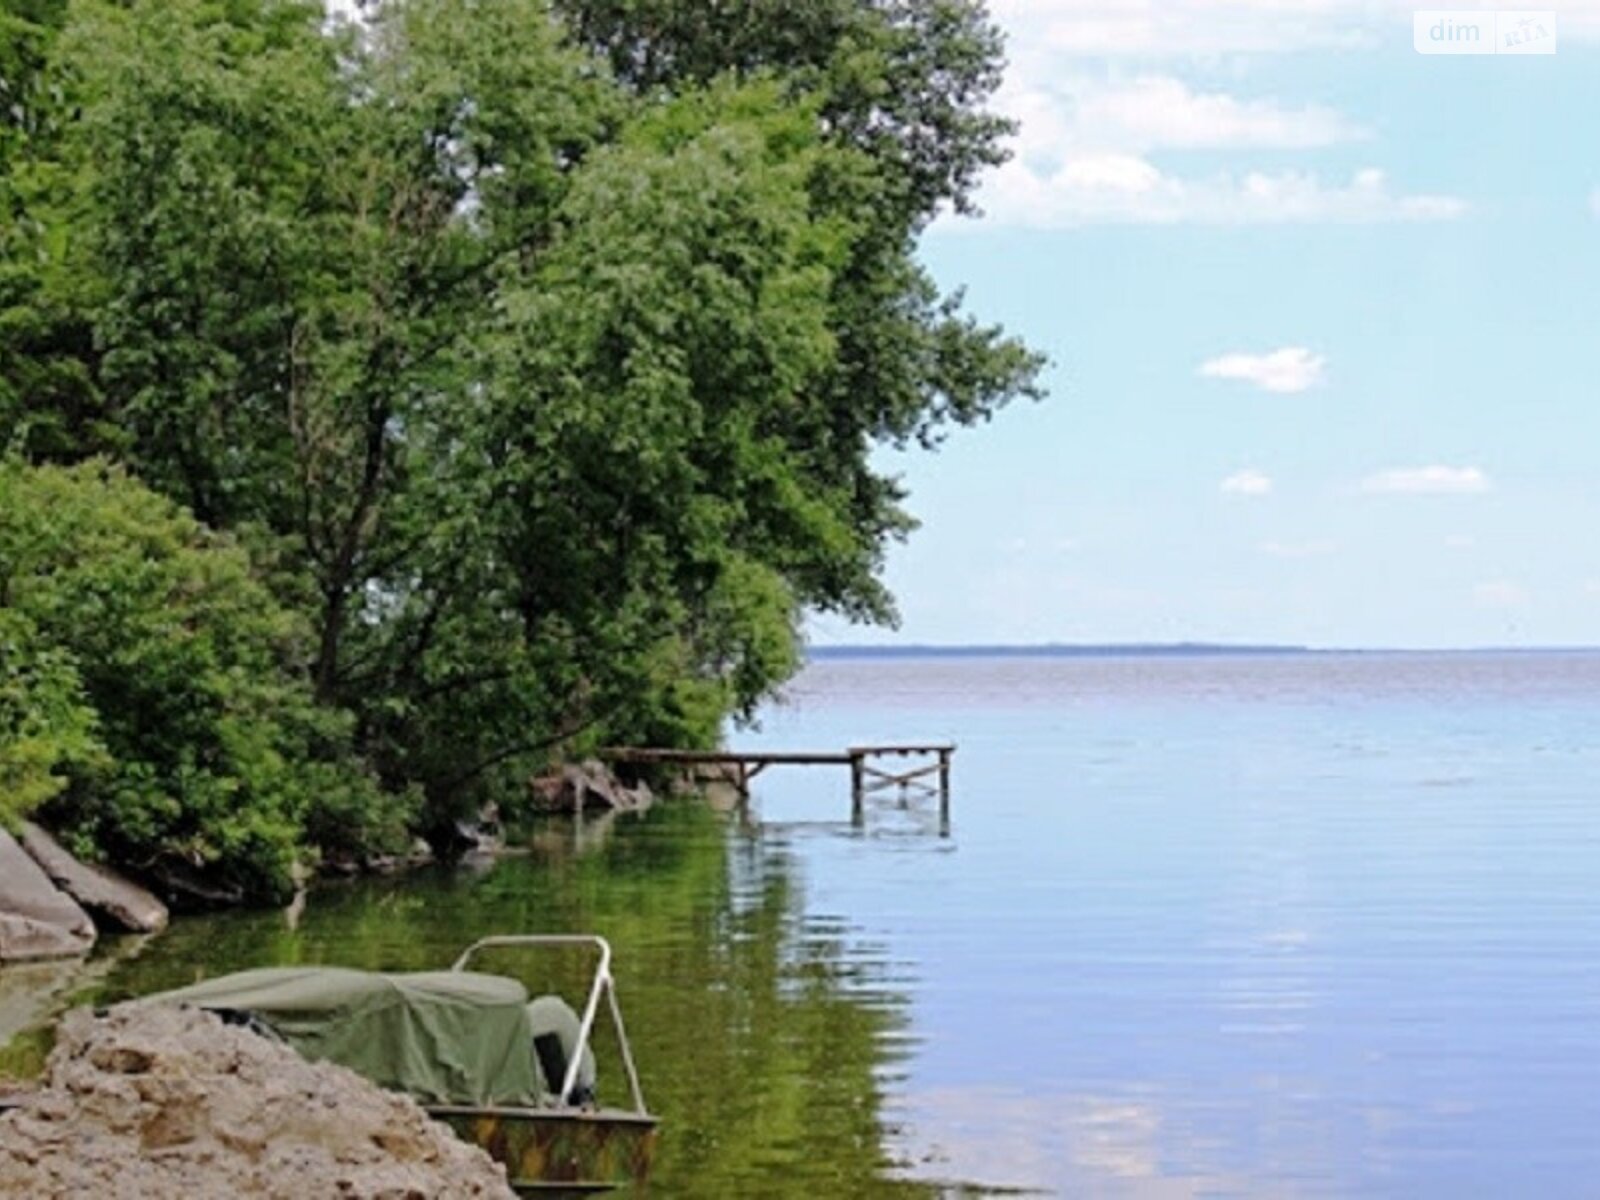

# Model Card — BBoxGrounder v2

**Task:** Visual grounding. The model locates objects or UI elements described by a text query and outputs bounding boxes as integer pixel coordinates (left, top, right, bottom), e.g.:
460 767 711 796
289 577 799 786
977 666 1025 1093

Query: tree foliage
0 461 405 901
0 0 1041 886
0 608 102 828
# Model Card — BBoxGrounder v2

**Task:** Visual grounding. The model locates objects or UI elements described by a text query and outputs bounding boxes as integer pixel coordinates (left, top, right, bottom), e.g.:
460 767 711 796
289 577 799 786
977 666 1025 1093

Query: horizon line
805 641 1600 658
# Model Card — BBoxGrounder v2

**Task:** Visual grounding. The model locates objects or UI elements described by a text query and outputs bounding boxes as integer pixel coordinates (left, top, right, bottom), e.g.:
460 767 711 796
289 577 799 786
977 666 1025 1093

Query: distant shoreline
806 643 1600 660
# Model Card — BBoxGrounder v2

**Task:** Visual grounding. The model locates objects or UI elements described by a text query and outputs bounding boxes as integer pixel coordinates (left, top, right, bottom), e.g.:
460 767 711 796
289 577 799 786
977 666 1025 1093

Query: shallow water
9 651 1600 1197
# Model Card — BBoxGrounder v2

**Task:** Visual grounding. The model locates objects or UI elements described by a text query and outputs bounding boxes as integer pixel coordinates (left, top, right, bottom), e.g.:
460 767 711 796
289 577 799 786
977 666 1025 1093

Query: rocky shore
527 758 655 816
0 760 655 967
0 1003 515 1198
0 826 165 966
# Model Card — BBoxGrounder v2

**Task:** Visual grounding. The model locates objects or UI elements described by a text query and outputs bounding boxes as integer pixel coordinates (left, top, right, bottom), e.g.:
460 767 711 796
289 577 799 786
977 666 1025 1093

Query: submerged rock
17 823 168 935
0 832 95 964
0 1003 514 1199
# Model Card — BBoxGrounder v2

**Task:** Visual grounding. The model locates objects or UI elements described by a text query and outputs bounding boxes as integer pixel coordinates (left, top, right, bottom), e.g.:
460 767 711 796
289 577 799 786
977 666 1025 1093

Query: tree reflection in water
5 803 945 1198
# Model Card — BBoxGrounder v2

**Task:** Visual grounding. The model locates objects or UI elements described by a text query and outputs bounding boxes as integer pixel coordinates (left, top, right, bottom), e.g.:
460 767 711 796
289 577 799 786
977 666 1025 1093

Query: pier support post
938 748 952 835
850 752 865 827
734 761 751 821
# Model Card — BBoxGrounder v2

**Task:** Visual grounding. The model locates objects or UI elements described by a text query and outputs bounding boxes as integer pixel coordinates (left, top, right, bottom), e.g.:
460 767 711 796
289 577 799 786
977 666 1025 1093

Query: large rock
0 831 95 963
529 760 653 816
0 1003 515 1198
18 823 168 935
433 806 504 862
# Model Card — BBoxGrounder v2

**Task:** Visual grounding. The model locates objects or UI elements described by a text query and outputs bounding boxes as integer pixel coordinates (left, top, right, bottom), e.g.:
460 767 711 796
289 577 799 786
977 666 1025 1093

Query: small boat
150 934 658 1195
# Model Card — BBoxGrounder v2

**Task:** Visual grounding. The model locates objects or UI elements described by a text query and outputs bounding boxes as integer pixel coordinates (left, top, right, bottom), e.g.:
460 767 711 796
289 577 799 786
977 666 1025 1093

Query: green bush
0 609 104 829
0 460 407 902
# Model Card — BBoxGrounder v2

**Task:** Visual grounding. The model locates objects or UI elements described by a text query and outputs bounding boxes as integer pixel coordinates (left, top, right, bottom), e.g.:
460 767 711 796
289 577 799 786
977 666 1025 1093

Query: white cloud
991 0 1379 58
1199 347 1327 394
1061 77 1367 152
938 41 1462 230
1060 153 1162 191
1360 466 1492 495
1444 534 1476 550
989 0 1600 61
1590 186 1600 219
991 76 1368 193
1261 539 1336 558
1221 469 1273 496
970 159 1467 228
1474 580 1529 608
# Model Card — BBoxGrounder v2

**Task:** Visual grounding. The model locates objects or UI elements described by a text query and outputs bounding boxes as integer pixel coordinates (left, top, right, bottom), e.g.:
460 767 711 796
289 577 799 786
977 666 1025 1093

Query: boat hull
426 1104 658 1195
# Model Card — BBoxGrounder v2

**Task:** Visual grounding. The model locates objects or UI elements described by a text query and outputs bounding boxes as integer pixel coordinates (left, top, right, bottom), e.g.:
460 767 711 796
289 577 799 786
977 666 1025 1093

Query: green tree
0 0 109 463
555 0 1046 620
0 608 103 828
10 0 1040 856
0 460 404 902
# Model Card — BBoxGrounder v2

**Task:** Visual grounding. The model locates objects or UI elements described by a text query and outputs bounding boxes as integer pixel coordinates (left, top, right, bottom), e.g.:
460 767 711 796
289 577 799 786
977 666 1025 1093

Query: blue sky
816 1 1600 649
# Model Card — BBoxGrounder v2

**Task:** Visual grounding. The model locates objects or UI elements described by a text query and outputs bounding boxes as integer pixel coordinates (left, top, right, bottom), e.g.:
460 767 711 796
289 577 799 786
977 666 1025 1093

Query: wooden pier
602 744 954 828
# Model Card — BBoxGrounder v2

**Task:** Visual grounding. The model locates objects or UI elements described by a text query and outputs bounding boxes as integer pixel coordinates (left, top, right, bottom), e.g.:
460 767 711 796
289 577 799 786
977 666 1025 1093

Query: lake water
8 651 1600 1197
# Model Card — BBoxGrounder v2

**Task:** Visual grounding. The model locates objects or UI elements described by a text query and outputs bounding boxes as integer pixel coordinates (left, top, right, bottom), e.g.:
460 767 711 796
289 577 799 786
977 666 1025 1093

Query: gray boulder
0 830 96 962
18 822 169 935
529 760 653 815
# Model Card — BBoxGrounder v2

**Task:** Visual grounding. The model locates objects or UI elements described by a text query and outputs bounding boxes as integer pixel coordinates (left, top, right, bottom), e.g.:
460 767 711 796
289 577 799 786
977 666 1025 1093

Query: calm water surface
9 651 1600 1197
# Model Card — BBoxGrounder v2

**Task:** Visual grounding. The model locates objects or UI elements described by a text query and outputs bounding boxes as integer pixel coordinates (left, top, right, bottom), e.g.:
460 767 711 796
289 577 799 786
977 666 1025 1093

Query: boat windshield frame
451 934 648 1115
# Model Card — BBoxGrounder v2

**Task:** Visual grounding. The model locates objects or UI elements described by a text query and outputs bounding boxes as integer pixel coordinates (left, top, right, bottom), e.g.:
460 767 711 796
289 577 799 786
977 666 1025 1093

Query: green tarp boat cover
148 967 543 1106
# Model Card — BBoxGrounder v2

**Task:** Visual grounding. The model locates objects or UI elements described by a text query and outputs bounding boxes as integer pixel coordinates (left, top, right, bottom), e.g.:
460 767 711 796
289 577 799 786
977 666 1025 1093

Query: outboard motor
527 995 597 1106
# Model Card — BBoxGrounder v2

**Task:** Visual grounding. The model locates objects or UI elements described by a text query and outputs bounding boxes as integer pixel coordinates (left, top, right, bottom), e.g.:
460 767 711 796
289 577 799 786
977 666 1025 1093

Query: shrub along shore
0 0 1040 910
